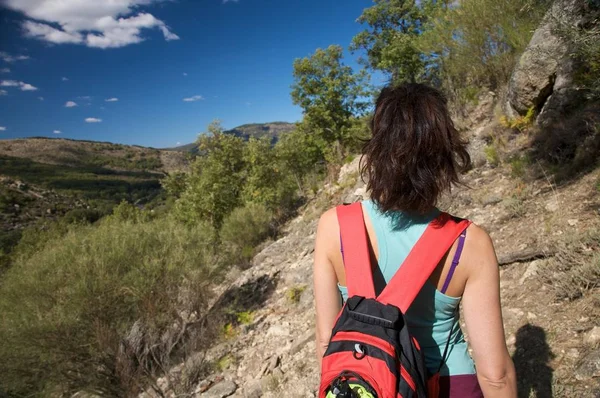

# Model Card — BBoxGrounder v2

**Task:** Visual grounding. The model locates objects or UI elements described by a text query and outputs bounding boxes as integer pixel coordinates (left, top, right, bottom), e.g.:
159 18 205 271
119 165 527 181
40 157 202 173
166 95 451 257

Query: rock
506 0 589 121
200 380 237 398
519 260 540 285
545 199 560 213
567 219 579 226
290 330 314 355
506 334 517 346
583 326 600 345
575 349 600 381
567 348 580 360
342 183 367 204
337 157 360 183
195 380 212 394
244 381 263 398
266 325 289 337
267 355 280 373
527 312 538 321
482 195 503 207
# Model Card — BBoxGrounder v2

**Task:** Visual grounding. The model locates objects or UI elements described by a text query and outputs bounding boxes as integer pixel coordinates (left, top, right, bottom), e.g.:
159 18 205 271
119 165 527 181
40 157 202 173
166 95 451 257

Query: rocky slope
146 104 600 396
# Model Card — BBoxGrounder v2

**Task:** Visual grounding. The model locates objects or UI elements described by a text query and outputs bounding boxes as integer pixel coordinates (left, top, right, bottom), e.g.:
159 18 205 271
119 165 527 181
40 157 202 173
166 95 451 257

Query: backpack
318 202 471 398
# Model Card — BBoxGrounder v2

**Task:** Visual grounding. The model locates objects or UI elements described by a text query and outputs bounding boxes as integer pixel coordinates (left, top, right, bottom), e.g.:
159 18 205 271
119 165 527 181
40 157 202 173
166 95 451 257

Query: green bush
484 145 500 167
220 203 273 264
510 154 530 179
417 0 550 102
0 216 219 396
62 208 104 224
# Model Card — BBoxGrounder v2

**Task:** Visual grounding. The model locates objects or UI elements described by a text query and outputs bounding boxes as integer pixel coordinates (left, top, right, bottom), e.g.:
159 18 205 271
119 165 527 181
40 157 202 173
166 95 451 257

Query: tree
174 120 247 229
274 128 324 194
242 137 297 212
291 45 370 162
351 0 449 84
416 0 550 100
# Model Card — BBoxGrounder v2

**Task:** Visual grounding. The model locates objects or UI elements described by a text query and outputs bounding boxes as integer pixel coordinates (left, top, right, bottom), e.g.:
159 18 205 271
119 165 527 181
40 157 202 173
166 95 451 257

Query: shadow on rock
209 273 280 326
512 323 555 398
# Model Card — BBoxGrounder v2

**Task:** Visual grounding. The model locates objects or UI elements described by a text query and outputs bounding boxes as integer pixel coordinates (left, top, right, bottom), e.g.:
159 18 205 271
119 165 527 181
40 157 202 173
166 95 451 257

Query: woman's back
338 200 475 376
337 199 476 377
313 83 517 398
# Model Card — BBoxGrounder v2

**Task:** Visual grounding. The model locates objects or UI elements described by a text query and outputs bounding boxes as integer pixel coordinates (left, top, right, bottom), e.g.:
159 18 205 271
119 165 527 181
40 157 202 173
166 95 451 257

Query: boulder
200 380 238 398
506 0 590 123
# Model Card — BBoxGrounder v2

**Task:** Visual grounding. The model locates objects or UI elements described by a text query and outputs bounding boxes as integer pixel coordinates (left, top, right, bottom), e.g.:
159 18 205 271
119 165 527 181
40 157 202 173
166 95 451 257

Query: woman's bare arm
313 208 343 362
461 225 517 397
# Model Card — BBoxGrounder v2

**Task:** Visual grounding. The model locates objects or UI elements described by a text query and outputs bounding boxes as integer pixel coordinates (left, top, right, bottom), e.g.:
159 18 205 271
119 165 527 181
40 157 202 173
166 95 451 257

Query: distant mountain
169 122 296 153
224 122 295 142
0 137 189 174
0 137 190 233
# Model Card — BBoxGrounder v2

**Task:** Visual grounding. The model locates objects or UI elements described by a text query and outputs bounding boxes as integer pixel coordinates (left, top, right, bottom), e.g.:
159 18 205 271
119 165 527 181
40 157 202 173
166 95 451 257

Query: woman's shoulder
460 221 499 275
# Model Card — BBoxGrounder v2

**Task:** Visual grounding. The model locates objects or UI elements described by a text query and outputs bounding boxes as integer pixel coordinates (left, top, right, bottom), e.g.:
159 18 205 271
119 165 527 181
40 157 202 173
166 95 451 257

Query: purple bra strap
440 228 467 294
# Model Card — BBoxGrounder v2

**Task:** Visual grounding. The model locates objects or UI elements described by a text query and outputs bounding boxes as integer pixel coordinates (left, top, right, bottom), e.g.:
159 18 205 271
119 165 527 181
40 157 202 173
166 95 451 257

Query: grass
216 354 235 372
286 285 307 304
510 154 530 179
484 145 500 167
262 374 281 392
236 311 254 325
544 229 600 301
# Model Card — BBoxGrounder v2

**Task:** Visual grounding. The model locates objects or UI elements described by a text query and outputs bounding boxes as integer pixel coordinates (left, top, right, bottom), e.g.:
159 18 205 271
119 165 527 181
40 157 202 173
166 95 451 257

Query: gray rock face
506 0 589 123
575 349 600 381
200 380 238 398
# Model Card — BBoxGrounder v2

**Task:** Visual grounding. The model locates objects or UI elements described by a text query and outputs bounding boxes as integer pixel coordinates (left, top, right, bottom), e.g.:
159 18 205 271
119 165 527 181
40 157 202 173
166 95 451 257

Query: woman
313 83 516 397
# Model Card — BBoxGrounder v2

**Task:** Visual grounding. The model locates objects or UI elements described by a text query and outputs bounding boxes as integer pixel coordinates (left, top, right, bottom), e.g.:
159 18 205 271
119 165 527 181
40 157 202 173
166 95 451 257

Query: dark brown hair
361 83 471 214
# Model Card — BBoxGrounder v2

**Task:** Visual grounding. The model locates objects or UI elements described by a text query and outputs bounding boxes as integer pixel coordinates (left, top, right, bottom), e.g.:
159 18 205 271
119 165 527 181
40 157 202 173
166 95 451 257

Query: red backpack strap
377 213 471 312
336 203 376 299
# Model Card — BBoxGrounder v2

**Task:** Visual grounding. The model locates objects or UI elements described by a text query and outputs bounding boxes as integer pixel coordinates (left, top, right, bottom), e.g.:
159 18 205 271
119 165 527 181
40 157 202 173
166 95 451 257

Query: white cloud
183 95 204 102
77 96 92 100
62 76 69 81
21 83 37 91
0 90 7 96
85 117 102 123
4 1 179 49
65 101 77 107
38 96 44 100
223 0 239 3
53 130 61 134
0 68 10 73
0 80 38 91
0 52 30 63
176 141 181 145
105 97 118 102
183 72 188 76
0 126 6 131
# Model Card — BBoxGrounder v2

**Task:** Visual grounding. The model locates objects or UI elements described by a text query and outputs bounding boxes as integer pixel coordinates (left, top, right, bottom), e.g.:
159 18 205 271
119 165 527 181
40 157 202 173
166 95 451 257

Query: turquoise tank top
337 200 476 377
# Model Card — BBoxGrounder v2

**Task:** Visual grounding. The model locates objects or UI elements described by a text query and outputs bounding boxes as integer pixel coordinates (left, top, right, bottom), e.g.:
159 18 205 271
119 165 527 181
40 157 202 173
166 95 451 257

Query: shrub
236 311 254 325
286 285 307 304
484 145 500 167
110 200 150 223
510 154 530 179
417 0 550 103
62 208 104 224
0 216 219 396
220 203 273 264
544 229 600 301
499 107 537 132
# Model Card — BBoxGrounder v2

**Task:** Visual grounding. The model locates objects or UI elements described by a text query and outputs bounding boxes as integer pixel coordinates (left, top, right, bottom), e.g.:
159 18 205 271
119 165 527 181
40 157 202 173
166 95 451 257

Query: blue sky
0 0 375 148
